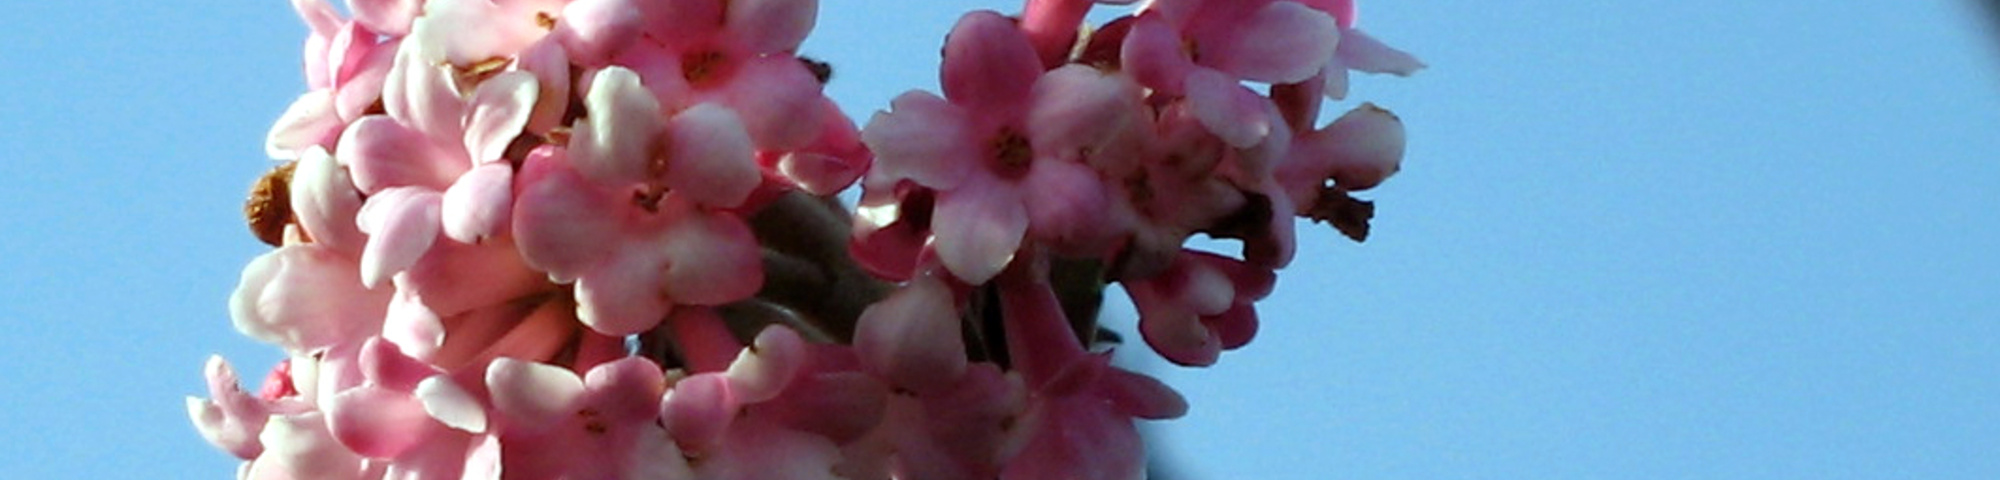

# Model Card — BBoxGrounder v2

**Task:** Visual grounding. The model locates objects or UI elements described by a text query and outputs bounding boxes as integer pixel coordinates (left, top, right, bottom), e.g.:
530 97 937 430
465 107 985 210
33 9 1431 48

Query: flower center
988 128 1033 179
681 50 727 86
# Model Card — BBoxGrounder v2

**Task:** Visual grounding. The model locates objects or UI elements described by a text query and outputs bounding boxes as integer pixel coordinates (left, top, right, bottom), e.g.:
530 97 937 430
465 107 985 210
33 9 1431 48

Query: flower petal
724 0 817 54
941 11 1042 113
1202 1 1339 84
355 186 442 288
1185 69 1272 148
462 71 538 165
327 385 434 458
854 275 966 394
416 375 489 433
291 146 369 257
338 115 462 193
1336 28 1426 76
512 147 621 282
660 104 759 208
267 89 344 159
859 91 974 190
441 162 515 244
933 180 1027 284
571 66 662 185
486 358 585 435
659 202 763 305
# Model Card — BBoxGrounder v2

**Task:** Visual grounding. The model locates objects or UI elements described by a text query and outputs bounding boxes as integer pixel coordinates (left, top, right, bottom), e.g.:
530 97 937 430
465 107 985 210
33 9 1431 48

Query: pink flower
1122 0 1339 147
511 144 764 336
1126 250 1275 366
858 11 1137 284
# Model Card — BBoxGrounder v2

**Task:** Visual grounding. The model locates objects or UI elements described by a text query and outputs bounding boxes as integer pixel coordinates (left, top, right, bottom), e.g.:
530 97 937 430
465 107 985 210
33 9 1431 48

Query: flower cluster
191 0 1419 478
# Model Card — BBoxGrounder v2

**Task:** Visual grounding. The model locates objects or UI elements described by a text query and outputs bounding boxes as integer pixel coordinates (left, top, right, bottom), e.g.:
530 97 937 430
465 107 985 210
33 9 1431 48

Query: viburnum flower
857 10 1139 284
194 0 1423 477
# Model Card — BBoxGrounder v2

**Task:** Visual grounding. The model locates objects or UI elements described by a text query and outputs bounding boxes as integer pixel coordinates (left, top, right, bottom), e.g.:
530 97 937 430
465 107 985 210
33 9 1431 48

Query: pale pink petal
941 11 1042 112
660 203 763 305
486 358 586 435
355 187 442 288
292 0 341 41
1320 62 1353 100
511 148 621 282
555 0 646 65
859 91 974 190
249 413 370 480
415 375 488 433
187 356 268 458
613 42 696 111
1026 66 1140 162
1337 28 1426 76
326 21 379 90
662 103 759 208
397 239 550 318
725 0 817 54
358 337 438 392
575 244 673 335
347 0 420 35
1203 1 1339 84
571 67 663 184
441 163 515 244
337 115 461 193
290 147 368 257
1185 69 1272 148
723 326 806 403
266 90 344 159
720 56 824 150
230 245 392 352
326 386 433 458
462 71 539 165
854 274 966 394
933 180 1027 284
410 0 548 67
515 38 573 134
383 288 445 357
334 38 398 122
773 99 869 195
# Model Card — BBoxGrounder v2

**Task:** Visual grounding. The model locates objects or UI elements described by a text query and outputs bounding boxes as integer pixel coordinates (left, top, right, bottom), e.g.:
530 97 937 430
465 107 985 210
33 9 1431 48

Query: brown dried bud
245 161 298 247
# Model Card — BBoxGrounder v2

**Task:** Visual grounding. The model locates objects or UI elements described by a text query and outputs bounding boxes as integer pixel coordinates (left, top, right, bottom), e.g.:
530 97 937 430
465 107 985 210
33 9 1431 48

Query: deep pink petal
662 103 760 208
1098 368 1187 420
719 56 824 150
860 91 974 190
1026 66 1141 162
1185 69 1273 148
933 180 1027 284
725 0 816 54
1119 14 1195 94
1202 1 1339 84
1020 159 1112 249
355 186 442 288
584 357 670 421
855 274 966 394
441 163 515 244
941 11 1043 113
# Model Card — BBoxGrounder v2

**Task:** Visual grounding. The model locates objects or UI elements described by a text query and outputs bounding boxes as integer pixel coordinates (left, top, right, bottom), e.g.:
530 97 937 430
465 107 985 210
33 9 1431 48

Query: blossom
857 11 1138 284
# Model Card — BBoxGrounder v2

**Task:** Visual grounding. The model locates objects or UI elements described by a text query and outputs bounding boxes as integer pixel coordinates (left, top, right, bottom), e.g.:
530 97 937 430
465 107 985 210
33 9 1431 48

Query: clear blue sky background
4 1 1998 478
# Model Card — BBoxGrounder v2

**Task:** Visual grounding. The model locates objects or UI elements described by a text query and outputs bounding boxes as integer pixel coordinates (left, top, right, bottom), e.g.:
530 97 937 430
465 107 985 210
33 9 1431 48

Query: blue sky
4 1 1998 478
